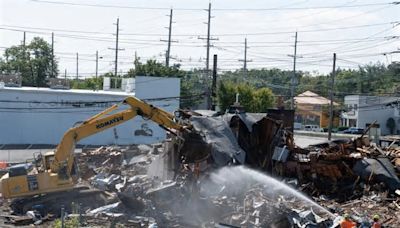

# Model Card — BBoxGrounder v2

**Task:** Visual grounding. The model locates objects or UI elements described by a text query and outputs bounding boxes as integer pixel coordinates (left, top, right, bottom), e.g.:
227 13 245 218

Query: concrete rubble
2 113 400 227
73 147 338 227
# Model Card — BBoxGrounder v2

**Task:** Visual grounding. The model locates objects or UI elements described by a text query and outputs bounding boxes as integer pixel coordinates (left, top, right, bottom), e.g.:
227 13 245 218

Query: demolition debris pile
2 112 400 227
283 136 400 198
277 135 400 227
75 147 339 227
199 166 335 227
69 135 400 227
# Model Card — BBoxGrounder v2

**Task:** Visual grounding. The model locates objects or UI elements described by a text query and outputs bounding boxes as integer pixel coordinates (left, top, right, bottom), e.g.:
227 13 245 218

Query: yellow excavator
0 96 191 213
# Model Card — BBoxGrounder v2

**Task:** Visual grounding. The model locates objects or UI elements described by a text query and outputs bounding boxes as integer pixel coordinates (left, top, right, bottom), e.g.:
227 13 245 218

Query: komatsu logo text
96 116 124 129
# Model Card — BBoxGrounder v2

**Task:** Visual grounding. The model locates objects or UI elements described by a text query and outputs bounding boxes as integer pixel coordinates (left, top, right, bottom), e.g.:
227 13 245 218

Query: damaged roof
190 116 246 166
223 113 266 132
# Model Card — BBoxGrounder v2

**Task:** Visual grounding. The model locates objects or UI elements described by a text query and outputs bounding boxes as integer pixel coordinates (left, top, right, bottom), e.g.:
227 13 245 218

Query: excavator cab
42 151 77 181
1 96 190 208
43 151 55 171
32 151 55 172
32 152 44 171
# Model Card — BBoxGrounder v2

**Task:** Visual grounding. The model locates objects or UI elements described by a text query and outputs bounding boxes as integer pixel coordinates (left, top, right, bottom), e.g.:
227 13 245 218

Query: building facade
294 91 339 128
0 76 180 146
341 95 400 135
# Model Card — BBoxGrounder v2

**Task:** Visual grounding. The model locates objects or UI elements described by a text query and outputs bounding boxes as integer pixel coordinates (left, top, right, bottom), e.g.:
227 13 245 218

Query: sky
0 0 399 79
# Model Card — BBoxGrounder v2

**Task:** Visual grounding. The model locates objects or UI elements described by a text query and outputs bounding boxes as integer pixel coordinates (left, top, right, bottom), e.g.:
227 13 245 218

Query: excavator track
11 186 106 215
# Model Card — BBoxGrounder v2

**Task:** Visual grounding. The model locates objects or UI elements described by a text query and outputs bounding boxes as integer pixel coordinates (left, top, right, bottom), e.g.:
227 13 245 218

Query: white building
0 76 180 146
341 95 400 135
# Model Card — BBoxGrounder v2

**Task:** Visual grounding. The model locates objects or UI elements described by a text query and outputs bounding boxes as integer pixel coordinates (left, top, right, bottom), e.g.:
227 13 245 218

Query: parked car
294 122 302 130
304 125 323 132
343 127 364 134
322 128 338 133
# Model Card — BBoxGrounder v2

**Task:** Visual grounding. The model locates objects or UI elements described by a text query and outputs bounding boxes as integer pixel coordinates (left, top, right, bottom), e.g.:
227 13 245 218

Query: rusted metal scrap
278 134 400 202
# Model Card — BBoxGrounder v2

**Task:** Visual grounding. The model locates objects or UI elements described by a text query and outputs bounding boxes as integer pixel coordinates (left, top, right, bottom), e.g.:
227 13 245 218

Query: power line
269 4 393 32
0 24 112 35
302 25 399 56
30 0 399 11
256 0 368 25
124 22 399 36
1 21 398 38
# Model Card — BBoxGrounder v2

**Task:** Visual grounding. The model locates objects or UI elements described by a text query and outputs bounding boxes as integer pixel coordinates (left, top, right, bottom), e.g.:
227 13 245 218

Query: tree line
0 37 58 87
1 37 399 111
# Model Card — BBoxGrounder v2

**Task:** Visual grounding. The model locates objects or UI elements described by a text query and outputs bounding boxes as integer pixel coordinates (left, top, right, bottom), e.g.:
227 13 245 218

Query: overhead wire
302 24 399 56
0 1 398 75
30 0 397 11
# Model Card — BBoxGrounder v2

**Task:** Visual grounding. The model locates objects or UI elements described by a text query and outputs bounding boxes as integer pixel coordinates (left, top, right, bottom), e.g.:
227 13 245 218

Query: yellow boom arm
0 96 189 199
50 96 188 176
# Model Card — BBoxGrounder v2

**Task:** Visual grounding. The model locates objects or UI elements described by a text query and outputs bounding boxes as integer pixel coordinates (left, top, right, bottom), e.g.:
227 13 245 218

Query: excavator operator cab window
44 154 55 170
8 163 32 177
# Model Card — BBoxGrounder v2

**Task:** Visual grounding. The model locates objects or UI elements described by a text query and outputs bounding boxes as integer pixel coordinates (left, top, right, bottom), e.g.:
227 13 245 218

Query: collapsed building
2 106 400 227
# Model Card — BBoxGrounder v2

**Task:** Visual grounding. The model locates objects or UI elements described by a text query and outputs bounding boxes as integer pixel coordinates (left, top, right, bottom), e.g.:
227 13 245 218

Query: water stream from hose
207 166 335 218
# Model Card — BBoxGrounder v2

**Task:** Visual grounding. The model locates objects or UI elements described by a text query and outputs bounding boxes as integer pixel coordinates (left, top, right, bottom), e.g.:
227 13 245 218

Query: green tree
126 58 184 78
180 72 204 108
71 76 103 90
125 58 202 108
236 83 254 111
253 87 275 112
217 81 275 112
0 37 58 87
217 81 236 112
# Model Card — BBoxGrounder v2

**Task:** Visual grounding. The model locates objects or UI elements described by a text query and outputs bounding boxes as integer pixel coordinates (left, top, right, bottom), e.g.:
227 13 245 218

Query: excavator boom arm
1 96 188 200
123 97 187 131
51 96 188 175
51 109 138 174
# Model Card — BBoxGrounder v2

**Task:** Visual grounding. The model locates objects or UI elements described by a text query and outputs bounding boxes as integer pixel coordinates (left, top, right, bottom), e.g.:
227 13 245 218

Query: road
294 134 329 148
0 149 82 163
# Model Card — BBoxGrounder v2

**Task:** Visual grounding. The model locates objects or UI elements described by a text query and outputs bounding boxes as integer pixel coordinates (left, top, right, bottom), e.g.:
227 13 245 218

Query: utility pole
108 18 124 88
134 51 138 69
95 50 99 79
244 38 248 77
211 54 218 111
197 3 217 110
114 18 119 77
64 69 67 80
206 3 211 73
290 32 298 110
51 32 55 78
22 32 26 74
166 9 174 67
23 31 26 46
76 52 79 80
328 53 336 141
239 38 252 78
161 9 177 67
198 3 217 76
